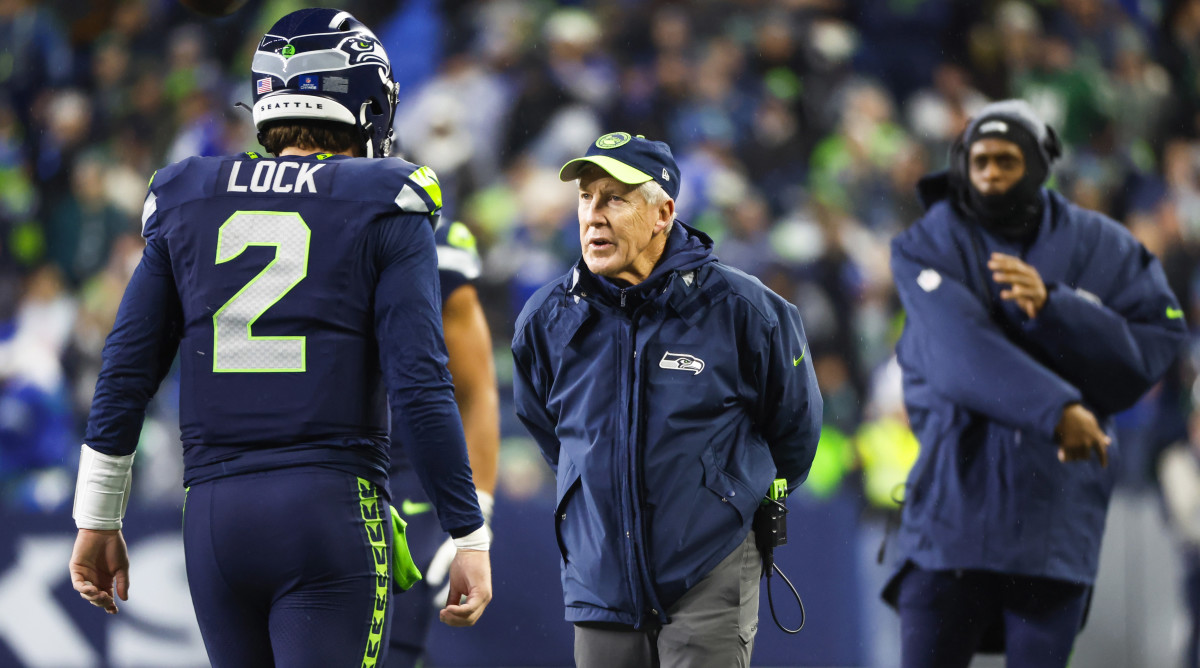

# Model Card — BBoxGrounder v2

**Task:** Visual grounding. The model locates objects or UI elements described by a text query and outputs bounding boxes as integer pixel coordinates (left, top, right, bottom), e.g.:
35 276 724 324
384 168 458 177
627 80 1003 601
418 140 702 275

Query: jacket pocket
554 460 582 563
673 446 758 555
701 445 760 524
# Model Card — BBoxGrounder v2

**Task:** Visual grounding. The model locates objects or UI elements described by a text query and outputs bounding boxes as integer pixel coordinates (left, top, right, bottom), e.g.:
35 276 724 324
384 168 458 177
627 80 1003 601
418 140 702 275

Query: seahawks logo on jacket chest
659 351 705 375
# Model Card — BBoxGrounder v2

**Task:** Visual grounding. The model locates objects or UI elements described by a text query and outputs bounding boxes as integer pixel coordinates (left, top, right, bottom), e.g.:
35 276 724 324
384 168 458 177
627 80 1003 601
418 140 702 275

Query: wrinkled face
577 170 672 285
968 137 1026 196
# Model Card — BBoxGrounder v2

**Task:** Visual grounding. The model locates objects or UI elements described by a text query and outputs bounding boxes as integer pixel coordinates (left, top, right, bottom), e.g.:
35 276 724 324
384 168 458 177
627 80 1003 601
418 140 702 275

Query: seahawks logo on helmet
343 37 388 68
252 34 391 85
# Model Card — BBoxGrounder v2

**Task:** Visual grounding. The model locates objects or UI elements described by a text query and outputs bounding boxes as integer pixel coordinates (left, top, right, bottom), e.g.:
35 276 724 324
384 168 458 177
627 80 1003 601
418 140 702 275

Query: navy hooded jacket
512 223 822 627
888 181 1186 589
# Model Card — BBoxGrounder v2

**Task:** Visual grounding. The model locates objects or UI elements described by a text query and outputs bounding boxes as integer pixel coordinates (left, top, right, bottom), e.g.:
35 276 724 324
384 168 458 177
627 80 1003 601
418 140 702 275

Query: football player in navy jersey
67 8 491 667
386 218 500 668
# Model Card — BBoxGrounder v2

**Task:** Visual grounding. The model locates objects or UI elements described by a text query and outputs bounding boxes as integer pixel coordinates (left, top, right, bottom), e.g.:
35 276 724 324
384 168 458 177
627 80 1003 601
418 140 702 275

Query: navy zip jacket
512 223 822 628
888 180 1186 590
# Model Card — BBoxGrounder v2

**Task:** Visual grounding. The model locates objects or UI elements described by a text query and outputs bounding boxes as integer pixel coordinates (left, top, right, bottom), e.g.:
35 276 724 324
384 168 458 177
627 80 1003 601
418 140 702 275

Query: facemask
949 118 1050 242
963 165 1045 241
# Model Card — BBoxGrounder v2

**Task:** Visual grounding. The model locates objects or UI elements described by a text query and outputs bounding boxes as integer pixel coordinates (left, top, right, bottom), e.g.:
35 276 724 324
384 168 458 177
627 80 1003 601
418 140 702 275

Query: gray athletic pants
574 531 761 668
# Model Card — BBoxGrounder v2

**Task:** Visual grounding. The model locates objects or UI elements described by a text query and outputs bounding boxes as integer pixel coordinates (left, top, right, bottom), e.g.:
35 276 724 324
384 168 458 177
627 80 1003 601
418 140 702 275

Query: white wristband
453 525 491 551
73 444 135 531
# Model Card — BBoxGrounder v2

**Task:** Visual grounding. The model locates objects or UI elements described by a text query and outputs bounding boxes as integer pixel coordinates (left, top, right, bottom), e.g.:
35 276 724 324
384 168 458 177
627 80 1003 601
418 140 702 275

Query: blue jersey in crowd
85 152 483 536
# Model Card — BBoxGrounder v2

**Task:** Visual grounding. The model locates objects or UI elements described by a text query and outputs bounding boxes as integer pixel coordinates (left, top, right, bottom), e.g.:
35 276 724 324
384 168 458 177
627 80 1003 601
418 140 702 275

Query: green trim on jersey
409 165 443 210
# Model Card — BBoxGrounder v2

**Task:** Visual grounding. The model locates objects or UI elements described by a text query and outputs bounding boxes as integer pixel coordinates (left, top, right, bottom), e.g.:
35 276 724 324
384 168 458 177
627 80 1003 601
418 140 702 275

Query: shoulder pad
141 157 199 240
340 158 442 218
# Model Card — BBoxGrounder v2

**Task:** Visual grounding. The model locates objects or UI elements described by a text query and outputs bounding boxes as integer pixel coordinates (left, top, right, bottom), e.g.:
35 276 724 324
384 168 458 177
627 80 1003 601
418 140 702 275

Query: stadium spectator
1161 410 1200 668
0 265 75 510
45 155 135 287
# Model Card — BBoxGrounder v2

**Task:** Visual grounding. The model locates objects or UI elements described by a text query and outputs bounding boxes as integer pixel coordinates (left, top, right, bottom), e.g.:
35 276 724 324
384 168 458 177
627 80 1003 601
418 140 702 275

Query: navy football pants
898 568 1088 668
183 467 392 668
385 468 447 668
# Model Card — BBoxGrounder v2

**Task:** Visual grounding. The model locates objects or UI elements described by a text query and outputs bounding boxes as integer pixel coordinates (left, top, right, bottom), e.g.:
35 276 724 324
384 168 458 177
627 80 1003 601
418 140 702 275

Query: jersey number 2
212 211 311 372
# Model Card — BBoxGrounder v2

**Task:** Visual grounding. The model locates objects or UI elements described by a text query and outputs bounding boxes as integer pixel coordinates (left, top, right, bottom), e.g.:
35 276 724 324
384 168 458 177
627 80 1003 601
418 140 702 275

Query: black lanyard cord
765 559 805 634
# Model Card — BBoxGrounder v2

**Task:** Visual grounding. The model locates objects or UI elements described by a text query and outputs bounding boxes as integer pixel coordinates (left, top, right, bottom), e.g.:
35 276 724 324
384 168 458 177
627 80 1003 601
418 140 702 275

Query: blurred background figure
0 266 75 513
1162 410 1200 668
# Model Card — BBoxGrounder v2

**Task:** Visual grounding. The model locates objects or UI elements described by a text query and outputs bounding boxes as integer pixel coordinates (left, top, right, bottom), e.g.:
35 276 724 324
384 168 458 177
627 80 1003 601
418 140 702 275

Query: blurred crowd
3 0 1200 532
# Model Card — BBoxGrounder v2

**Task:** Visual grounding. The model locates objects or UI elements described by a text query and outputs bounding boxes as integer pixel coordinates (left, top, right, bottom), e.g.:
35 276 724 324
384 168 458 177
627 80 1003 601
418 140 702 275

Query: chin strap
359 101 376 158
378 129 394 158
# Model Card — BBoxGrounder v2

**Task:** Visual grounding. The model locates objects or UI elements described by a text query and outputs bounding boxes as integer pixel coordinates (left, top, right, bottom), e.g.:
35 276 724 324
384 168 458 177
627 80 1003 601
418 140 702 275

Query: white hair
635 180 674 229
634 179 671 210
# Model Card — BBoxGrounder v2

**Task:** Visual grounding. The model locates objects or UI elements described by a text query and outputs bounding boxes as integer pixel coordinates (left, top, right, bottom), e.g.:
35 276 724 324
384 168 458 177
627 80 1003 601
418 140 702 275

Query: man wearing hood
886 100 1187 667
512 132 822 668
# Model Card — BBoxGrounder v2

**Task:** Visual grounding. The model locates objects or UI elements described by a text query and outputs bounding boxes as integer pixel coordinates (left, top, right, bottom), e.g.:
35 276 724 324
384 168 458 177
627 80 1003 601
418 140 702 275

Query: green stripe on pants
357 478 389 668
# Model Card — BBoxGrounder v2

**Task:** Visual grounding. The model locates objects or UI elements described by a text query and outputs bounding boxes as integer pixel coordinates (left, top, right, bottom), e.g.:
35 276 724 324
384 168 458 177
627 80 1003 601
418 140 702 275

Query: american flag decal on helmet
257 78 273 94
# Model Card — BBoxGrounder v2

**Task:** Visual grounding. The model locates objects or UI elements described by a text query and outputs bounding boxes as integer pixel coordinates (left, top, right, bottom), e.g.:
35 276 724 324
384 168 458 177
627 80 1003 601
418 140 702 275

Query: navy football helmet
250 8 399 157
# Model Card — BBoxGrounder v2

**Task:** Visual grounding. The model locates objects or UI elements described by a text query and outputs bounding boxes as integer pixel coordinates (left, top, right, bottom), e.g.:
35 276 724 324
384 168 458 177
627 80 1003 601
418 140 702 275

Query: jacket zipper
627 295 667 626
630 318 667 624
618 316 643 625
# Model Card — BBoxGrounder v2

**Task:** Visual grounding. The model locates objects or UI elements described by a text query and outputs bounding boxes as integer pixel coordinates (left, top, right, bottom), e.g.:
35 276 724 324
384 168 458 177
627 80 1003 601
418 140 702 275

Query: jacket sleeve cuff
1023 283 1098 335
1039 395 1082 443
448 520 486 540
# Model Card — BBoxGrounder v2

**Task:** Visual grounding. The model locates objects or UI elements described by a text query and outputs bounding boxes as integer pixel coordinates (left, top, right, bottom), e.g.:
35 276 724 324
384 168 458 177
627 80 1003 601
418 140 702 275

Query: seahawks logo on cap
596 132 632 149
